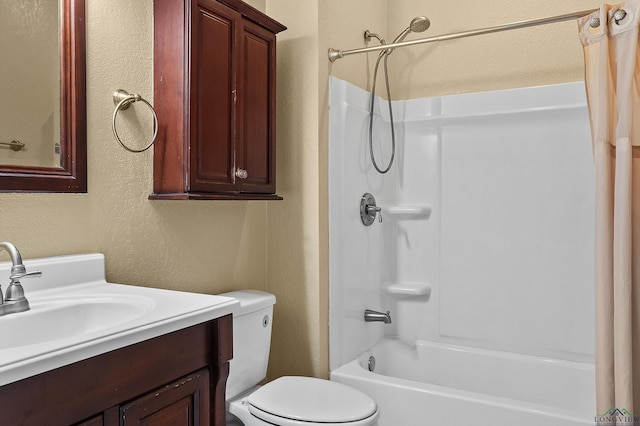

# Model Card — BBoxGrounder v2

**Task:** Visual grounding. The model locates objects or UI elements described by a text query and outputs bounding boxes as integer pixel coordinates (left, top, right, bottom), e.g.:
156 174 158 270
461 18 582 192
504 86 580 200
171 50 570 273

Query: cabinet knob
235 168 248 179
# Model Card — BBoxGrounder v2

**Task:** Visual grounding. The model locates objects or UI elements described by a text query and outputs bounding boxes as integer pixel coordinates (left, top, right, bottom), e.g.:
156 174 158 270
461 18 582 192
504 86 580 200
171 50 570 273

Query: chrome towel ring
111 89 158 153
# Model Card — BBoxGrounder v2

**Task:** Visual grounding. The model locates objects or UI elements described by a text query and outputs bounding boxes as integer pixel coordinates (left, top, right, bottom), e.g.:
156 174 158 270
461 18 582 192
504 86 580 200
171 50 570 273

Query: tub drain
368 355 376 372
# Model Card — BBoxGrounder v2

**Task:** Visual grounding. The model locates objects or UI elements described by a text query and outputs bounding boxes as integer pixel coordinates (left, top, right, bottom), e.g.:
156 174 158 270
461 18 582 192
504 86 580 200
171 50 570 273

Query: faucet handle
11 269 42 280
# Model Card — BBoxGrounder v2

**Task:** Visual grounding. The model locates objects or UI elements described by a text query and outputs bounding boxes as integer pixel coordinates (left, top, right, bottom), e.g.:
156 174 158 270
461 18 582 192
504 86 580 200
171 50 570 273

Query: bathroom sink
0 253 239 387
0 295 154 350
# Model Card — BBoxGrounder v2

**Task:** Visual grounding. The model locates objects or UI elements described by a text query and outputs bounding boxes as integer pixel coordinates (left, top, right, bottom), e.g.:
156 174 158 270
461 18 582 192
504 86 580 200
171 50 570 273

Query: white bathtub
331 338 595 426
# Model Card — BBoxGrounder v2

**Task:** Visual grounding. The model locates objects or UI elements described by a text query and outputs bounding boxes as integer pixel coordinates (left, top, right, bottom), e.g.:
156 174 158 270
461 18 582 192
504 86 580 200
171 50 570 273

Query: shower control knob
235 168 248 179
360 193 382 226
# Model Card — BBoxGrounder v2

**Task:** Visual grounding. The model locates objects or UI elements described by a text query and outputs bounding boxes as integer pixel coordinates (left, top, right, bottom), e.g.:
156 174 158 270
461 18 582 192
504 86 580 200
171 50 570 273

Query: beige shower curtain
579 1 640 423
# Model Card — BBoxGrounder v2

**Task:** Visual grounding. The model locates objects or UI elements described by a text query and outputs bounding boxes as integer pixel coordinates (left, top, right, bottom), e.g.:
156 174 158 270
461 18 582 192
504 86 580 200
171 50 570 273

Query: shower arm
328 8 599 62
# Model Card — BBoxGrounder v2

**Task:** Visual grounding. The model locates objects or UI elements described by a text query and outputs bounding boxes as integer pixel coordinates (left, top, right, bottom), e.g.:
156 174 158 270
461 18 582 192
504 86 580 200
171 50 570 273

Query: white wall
329 78 595 369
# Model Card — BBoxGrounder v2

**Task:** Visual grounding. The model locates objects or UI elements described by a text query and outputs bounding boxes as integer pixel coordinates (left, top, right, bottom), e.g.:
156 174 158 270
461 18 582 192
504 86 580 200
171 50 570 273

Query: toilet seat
246 376 379 426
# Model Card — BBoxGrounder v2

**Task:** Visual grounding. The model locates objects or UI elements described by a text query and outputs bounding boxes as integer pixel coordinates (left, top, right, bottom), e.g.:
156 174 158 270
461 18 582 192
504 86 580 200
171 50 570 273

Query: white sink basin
0 294 154 350
0 253 239 387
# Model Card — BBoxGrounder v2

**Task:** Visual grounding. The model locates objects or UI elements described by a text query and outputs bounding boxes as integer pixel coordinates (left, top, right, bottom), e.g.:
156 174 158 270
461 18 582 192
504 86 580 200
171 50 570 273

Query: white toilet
221 290 379 426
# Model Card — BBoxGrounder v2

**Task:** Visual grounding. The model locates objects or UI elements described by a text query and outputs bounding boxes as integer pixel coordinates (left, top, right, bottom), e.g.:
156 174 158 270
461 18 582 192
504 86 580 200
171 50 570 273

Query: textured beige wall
0 0 604 382
326 1 604 99
385 0 603 98
0 1 267 296
264 0 323 379
242 0 265 12
263 0 387 380
323 0 388 91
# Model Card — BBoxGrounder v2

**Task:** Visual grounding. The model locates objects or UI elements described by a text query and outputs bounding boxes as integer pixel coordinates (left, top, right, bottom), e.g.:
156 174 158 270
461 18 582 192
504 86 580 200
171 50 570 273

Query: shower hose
369 49 396 174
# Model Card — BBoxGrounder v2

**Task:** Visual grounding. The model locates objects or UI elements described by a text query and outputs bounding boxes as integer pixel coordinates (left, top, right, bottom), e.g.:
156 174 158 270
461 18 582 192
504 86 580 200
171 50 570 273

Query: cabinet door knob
235 168 248 179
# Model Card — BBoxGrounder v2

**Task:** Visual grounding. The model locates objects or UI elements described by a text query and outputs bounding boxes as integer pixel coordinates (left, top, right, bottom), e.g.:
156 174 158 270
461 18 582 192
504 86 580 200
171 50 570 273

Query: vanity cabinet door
0 317 232 426
75 415 104 426
120 369 210 426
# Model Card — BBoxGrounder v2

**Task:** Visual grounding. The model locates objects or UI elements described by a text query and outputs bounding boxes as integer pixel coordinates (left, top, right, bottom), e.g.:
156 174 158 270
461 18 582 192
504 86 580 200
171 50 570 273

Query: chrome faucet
364 309 392 324
0 242 41 316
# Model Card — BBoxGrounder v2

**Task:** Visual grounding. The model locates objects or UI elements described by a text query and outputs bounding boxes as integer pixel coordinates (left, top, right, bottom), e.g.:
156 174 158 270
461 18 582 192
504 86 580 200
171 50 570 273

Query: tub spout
364 309 392 324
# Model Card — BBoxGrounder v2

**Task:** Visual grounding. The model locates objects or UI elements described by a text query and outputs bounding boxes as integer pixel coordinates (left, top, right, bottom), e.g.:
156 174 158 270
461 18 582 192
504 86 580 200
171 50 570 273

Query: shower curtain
579 1 640 423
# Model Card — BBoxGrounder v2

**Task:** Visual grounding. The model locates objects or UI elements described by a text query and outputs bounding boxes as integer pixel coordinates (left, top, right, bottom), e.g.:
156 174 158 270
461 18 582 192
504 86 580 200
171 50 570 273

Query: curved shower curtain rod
328 8 602 62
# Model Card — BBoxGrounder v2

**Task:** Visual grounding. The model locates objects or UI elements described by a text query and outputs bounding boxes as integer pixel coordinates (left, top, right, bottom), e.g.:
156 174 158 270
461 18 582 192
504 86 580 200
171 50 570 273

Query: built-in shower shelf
382 205 431 219
385 282 431 297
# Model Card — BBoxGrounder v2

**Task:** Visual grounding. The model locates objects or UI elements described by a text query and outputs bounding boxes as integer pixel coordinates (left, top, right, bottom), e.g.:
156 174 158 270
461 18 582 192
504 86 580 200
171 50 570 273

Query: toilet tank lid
219 290 276 316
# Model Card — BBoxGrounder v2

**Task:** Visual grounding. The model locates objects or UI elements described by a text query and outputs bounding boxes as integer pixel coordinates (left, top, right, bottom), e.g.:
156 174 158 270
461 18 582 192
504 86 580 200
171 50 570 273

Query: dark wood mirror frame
0 0 86 193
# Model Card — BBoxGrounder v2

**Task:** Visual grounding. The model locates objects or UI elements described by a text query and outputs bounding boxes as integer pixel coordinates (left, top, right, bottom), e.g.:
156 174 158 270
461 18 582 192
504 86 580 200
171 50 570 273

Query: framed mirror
0 0 86 192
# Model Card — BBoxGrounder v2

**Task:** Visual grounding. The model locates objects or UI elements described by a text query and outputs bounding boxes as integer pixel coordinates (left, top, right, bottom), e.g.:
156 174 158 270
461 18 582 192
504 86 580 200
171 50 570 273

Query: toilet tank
220 290 276 401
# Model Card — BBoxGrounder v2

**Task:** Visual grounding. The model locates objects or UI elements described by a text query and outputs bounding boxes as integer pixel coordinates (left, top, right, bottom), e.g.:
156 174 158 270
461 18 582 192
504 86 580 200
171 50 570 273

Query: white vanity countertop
0 253 239 386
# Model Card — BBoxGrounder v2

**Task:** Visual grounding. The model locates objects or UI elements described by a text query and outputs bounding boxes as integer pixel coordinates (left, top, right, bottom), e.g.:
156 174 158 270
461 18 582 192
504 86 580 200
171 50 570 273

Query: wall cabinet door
121 369 210 426
190 0 238 194
237 18 277 194
152 0 285 200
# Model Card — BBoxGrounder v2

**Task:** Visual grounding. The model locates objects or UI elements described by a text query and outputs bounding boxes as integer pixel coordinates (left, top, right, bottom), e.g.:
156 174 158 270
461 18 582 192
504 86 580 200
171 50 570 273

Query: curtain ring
612 9 627 23
589 9 627 28
111 89 158 153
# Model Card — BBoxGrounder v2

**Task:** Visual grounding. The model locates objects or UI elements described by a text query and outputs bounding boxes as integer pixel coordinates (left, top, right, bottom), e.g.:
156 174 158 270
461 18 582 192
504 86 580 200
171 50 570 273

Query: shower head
388 16 431 53
392 16 431 43
409 16 431 33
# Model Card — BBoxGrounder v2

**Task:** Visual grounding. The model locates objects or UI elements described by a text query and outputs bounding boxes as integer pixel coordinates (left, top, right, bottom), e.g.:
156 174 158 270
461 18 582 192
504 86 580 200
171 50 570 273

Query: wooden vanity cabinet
120 369 210 426
76 416 105 426
0 315 233 426
151 0 286 200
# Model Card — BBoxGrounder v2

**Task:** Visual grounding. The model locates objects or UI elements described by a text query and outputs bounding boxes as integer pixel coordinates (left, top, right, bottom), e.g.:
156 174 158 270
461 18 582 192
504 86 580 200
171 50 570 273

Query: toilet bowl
228 376 379 426
221 290 379 426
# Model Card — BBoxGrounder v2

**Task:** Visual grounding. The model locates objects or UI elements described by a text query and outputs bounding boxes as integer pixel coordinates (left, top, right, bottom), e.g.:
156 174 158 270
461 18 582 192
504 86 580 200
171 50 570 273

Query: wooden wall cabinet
152 0 286 200
0 315 233 426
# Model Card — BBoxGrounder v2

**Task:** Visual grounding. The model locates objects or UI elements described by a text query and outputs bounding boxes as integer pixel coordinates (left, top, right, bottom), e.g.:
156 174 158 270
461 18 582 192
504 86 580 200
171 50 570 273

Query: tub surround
329 77 595 367
329 78 596 425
